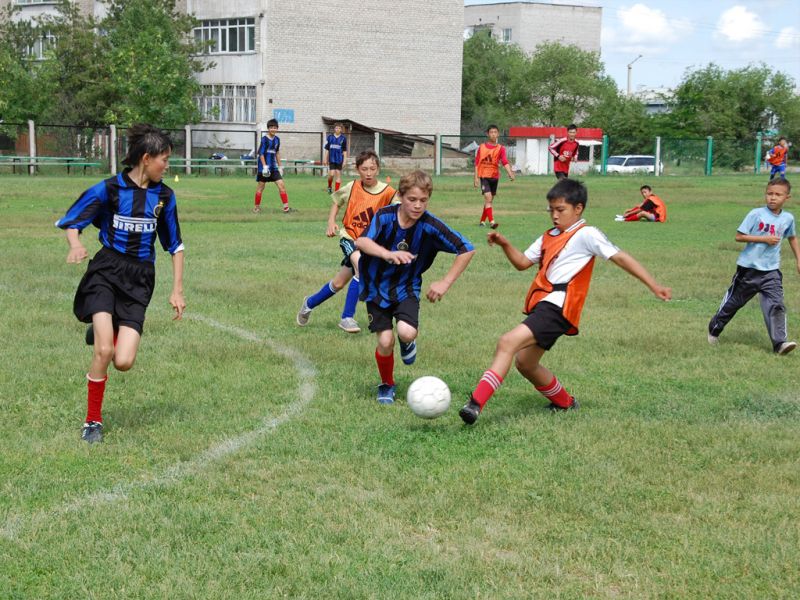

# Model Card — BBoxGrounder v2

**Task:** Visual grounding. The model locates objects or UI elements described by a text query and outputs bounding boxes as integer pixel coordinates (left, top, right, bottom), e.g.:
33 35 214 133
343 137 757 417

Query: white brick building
5 0 464 155
464 1 601 55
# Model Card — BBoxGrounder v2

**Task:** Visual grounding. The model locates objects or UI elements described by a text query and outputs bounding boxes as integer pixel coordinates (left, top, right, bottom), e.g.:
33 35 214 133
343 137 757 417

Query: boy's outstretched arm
170 250 186 320
355 236 415 264
610 251 671 300
788 236 800 274
427 250 476 302
487 231 534 271
325 201 341 237
65 228 88 263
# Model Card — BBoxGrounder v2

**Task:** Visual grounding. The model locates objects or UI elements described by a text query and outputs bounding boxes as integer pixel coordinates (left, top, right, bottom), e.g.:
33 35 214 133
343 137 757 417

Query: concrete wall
465 1 601 55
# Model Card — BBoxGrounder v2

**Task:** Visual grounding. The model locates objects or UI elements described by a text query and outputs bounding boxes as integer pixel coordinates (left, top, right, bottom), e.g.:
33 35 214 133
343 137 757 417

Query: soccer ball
406 376 451 419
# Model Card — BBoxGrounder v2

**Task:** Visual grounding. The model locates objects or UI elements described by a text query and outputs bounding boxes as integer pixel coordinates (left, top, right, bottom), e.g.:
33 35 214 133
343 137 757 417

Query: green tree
101 0 210 128
586 88 653 154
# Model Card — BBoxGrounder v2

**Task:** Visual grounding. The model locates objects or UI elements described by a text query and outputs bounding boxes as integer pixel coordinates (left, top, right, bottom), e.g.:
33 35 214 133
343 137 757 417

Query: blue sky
464 0 800 92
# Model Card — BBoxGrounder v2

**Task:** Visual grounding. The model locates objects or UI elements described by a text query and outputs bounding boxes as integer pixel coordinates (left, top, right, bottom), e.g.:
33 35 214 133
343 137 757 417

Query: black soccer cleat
81 421 103 444
459 396 482 425
548 398 580 412
85 325 94 346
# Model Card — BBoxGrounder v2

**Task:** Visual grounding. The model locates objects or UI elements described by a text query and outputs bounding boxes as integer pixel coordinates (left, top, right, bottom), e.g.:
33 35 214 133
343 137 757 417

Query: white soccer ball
406 376 451 419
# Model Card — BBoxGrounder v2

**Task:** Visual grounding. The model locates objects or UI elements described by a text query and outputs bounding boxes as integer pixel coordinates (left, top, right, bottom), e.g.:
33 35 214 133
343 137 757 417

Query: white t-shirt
523 219 619 308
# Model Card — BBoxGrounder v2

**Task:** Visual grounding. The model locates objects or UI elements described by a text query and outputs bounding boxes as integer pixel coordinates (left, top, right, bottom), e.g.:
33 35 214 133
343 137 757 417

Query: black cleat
81 421 103 444
459 397 482 425
85 325 94 346
548 398 580 411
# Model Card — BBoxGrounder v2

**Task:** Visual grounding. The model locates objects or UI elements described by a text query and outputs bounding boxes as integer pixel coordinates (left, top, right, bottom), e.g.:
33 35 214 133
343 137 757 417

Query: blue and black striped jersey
55 170 184 263
258 135 281 173
324 134 348 164
359 204 474 307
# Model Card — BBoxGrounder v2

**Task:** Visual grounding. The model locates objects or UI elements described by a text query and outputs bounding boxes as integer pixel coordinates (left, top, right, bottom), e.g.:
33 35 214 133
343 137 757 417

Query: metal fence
0 120 792 178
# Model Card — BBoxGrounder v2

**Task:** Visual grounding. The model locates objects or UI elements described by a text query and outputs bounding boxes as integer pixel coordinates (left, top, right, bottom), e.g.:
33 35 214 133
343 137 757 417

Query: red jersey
548 138 580 174
475 143 508 179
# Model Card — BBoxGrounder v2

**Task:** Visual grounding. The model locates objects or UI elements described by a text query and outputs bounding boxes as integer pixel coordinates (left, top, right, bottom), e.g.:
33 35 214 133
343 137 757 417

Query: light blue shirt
736 206 795 271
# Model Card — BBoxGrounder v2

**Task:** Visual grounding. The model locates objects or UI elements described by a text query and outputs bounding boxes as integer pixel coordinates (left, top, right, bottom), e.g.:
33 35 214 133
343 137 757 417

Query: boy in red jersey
460 178 671 425
615 185 667 222
548 124 580 180
474 124 515 228
767 137 789 180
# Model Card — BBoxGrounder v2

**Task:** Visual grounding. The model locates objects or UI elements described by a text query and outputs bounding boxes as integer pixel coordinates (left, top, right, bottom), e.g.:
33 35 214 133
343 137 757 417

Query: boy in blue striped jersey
56 124 186 443
356 170 475 404
253 118 293 213
324 122 348 194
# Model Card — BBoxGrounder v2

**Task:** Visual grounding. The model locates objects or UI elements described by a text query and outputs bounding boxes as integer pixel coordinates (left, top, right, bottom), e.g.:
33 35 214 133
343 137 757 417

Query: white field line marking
0 313 316 542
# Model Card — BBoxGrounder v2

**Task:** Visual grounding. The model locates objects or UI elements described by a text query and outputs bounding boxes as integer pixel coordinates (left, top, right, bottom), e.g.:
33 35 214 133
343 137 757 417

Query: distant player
460 178 671 425
324 122 349 194
766 137 789 180
548 124 580 180
615 185 667 222
297 150 395 333
253 118 294 213
708 178 799 355
356 170 475 404
56 124 186 443
474 124 515 228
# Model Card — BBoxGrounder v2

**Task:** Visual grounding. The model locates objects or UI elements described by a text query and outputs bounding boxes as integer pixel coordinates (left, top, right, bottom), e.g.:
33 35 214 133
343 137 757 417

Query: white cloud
610 4 693 53
715 6 768 43
775 26 800 50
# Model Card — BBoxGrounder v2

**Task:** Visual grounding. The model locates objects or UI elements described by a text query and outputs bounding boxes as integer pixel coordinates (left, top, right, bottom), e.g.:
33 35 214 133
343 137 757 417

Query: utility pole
627 54 643 97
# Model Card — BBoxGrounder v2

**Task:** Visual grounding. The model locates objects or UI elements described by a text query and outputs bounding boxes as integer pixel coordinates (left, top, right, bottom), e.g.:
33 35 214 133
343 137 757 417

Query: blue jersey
56 171 184 263
258 135 281 173
324 134 348 164
359 204 474 307
736 206 795 271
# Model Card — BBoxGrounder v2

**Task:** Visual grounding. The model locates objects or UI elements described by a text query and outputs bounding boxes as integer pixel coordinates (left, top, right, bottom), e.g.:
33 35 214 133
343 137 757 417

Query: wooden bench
0 156 102 175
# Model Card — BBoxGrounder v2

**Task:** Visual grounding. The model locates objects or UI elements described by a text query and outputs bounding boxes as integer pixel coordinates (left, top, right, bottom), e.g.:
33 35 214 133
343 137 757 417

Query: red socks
485 205 494 223
375 350 395 385
86 374 108 423
335 181 341 191
327 175 333 188
254 189 263 207
472 369 503 407
280 191 289 211
480 206 488 223
535 376 574 408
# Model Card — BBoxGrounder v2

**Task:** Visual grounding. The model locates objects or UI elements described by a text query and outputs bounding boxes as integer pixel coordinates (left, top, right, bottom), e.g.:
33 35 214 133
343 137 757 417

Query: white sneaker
708 333 719 345
338 317 361 333
614 215 625 222
776 341 797 355
296 298 312 326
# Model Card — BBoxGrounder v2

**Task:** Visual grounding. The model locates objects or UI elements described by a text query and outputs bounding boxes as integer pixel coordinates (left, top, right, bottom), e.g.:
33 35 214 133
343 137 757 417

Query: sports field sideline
1 173 798 598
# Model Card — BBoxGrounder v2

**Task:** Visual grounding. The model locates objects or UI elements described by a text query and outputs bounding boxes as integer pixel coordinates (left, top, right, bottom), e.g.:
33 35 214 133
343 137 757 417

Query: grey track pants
709 266 788 350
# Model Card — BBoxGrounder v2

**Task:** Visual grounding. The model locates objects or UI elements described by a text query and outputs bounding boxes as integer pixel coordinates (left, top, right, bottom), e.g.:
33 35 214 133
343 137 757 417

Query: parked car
596 155 663 175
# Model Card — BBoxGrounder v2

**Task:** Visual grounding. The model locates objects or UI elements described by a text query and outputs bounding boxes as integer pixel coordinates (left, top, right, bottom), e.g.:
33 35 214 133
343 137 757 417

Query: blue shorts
770 164 786 178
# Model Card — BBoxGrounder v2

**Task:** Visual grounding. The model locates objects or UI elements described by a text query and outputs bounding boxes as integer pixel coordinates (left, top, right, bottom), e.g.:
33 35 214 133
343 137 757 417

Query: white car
597 155 663 175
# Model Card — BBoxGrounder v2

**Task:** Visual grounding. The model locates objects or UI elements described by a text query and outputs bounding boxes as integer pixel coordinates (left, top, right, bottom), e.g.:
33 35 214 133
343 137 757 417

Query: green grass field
1 173 799 598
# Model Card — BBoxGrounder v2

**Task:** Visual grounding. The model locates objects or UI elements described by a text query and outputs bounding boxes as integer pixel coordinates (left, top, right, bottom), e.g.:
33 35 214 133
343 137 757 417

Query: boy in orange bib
460 178 671 424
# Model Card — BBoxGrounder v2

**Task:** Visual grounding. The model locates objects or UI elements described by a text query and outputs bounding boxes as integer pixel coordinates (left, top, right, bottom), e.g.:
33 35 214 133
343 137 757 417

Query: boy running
324 122 349 194
474 124 515 229
356 170 475 404
548 124 580 180
297 150 395 333
708 178 799 354
56 124 186 443
253 118 294 213
460 178 671 424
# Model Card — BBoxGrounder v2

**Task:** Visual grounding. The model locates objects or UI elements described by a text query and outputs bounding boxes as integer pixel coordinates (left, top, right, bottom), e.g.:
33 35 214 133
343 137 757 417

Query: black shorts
554 171 569 180
366 298 420 333
339 237 357 269
256 170 283 183
73 247 155 335
521 301 573 350
480 177 499 196
329 162 343 171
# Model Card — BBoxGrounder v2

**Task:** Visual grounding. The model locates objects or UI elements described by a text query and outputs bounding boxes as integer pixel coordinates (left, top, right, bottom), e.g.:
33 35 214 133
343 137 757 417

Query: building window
195 85 257 123
501 28 512 43
194 18 256 54
24 29 56 59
